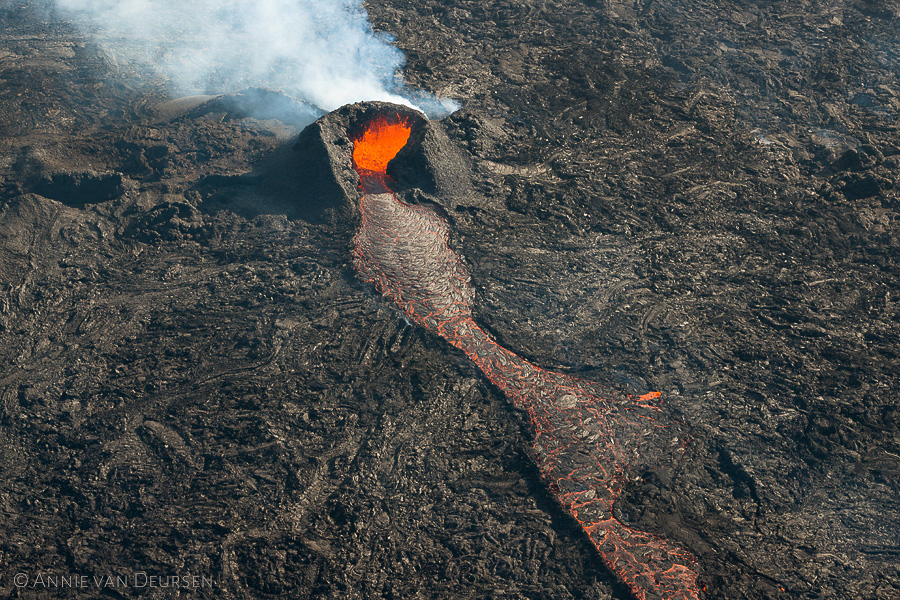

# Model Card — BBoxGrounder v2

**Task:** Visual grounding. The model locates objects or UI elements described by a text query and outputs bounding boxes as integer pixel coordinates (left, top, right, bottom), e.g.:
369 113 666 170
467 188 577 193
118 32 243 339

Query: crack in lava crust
350 115 700 600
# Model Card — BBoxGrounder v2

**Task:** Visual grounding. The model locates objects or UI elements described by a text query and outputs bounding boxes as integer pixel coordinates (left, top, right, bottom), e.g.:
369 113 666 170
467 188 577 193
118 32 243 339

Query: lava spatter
350 114 701 600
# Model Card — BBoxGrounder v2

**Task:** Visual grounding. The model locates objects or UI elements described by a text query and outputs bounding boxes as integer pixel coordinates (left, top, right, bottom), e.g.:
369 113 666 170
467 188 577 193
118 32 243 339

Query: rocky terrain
1 1 898 599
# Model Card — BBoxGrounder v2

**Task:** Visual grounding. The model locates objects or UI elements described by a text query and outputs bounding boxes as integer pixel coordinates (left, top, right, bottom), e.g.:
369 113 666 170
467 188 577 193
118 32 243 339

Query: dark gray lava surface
1 1 898 599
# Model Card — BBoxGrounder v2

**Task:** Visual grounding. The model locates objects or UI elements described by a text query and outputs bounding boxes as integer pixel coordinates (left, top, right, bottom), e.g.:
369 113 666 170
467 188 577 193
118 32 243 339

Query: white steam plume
53 0 457 120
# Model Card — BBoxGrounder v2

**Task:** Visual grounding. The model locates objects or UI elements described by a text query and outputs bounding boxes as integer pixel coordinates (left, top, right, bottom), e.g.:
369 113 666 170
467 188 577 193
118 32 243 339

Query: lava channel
350 113 701 600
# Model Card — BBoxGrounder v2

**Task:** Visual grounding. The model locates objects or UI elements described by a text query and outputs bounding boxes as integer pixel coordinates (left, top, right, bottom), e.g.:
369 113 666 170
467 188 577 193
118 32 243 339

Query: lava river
350 114 701 600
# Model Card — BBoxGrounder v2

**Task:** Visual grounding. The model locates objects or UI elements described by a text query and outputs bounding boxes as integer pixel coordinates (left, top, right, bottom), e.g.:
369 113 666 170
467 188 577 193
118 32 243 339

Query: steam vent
299 102 700 600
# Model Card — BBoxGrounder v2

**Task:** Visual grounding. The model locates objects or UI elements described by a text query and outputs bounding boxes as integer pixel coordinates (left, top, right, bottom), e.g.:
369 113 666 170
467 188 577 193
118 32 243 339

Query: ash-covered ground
1 1 898 599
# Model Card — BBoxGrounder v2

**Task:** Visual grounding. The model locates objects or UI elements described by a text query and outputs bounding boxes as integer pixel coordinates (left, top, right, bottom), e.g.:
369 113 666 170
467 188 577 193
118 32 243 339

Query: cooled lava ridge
350 113 701 600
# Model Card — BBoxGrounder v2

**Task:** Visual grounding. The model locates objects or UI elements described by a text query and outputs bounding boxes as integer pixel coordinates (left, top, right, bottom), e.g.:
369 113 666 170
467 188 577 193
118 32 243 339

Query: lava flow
350 114 701 600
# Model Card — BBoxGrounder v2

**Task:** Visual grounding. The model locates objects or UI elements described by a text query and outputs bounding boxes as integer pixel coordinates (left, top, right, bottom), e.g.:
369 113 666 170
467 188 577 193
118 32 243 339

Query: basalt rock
1 2 898 600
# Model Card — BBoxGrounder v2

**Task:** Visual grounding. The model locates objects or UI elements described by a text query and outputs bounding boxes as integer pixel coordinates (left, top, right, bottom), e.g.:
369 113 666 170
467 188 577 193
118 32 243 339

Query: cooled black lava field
1 1 898 599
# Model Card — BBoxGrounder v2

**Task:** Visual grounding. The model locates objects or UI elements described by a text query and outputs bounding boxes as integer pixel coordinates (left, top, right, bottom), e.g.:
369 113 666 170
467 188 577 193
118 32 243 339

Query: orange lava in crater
351 114 412 174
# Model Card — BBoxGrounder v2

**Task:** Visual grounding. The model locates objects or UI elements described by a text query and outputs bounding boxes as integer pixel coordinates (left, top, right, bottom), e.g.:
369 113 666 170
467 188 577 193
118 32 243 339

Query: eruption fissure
350 115 701 600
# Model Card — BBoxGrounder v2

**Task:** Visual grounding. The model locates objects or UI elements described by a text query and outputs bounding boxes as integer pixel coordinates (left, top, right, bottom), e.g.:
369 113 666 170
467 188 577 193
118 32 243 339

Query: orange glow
351 114 412 173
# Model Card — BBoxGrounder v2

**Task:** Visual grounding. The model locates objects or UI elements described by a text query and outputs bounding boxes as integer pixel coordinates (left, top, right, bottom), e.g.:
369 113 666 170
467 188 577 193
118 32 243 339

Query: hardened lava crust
349 114 697 599
1 2 899 600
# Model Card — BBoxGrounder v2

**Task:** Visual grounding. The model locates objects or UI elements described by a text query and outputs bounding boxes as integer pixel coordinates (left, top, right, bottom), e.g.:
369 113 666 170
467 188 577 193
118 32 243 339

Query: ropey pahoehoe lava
348 111 701 600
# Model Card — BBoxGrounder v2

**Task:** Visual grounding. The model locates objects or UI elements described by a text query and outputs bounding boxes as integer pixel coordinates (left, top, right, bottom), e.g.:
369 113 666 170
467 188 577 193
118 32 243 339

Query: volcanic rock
0 1 898 600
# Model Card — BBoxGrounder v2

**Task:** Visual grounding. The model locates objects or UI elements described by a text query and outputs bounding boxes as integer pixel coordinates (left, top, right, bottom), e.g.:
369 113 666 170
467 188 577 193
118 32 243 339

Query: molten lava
350 114 701 600
351 114 412 174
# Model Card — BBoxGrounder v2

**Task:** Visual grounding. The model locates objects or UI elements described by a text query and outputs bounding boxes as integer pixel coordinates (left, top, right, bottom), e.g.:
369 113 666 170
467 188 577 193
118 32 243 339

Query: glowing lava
352 114 413 174
350 114 701 600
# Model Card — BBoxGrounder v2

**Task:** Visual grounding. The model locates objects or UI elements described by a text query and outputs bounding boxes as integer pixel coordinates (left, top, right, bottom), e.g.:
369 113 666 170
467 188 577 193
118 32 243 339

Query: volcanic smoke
52 0 457 122
350 114 701 600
